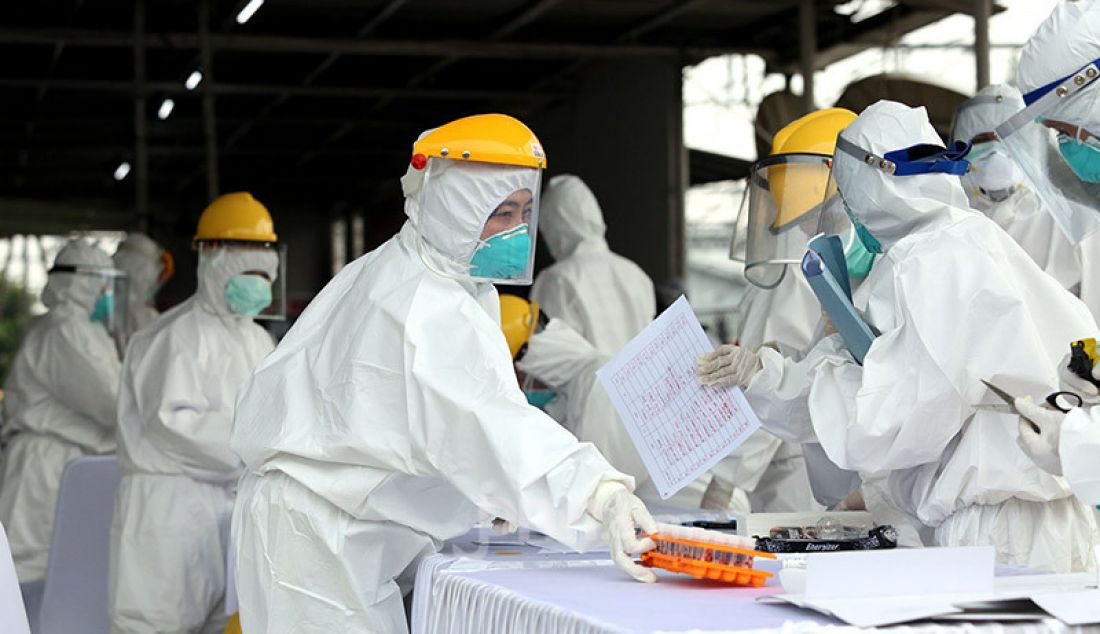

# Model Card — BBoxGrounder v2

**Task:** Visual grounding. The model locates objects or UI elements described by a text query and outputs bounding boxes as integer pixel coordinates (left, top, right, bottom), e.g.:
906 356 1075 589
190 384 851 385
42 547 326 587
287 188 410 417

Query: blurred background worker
109 193 282 634
230 115 657 634
502 294 650 496
0 239 124 583
112 233 174 343
951 84 1095 322
705 108 865 515
531 174 655 356
1003 0 1100 517
720 100 1096 572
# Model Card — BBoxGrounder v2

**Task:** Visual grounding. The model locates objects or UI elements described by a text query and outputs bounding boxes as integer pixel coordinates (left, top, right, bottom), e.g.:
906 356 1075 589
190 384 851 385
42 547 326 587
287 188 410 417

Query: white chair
0 521 32 634
35 455 121 634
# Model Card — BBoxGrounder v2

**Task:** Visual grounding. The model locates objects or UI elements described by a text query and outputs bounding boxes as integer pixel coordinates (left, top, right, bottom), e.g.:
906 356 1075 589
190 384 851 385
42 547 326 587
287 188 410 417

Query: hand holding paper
596 296 762 499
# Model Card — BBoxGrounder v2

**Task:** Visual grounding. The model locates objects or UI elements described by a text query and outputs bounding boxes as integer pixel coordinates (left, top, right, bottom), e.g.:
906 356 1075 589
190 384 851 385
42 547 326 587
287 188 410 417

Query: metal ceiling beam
0 78 556 100
529 0 717 94
220 0 411 164
0 145 403 158
0 28 738 60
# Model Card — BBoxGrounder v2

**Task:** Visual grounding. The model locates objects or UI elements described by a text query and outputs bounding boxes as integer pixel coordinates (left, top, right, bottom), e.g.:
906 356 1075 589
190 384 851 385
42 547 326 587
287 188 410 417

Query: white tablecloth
410 534 1083 634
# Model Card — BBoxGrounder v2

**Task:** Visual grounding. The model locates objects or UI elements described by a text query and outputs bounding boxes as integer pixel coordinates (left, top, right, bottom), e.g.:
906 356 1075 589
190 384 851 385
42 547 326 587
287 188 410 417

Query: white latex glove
587 481 658 583
1015 395 1067 476
1058 351 1100 405
695 344 761 388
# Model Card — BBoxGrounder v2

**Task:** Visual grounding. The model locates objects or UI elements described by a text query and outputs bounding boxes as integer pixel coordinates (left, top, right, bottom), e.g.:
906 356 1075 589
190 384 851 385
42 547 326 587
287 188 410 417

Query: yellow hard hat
194 192 278 243
500 294 540 359
411 114 546 171
768 108 857 228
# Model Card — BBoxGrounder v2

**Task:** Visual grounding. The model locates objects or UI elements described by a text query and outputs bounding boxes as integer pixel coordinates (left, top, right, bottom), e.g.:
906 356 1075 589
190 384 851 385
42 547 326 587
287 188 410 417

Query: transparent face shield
994 59 1100 244
469 174 541 286
49 264 130 334
736 153 836 289
196 241 288 320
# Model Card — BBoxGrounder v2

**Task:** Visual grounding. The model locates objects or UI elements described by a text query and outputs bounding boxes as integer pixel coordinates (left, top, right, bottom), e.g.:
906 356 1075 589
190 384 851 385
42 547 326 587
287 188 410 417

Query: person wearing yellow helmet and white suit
705 109 864 517
230 114 657 634
109 193 282 633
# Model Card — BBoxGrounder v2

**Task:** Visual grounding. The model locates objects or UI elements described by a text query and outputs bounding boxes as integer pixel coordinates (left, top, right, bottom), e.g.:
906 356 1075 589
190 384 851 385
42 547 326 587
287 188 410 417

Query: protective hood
951 84 1036 209
539 174 608 261
952 84 1025 145
833 100 971 252
114 233 162 308
401 155 540 278
1017 0 1100 132
42 240 114 312
196 246 279 317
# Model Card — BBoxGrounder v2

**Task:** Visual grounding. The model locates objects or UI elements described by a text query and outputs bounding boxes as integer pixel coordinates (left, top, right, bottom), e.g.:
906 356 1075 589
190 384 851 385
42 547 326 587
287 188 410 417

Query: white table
410 532 1080 634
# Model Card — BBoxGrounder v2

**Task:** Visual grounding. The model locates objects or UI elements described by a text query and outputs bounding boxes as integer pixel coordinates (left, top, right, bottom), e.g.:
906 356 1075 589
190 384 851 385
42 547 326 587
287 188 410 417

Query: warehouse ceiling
0 0 965 234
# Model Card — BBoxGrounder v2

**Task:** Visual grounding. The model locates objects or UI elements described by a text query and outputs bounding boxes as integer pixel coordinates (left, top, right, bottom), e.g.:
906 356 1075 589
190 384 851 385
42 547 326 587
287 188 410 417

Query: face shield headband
835 136 971 177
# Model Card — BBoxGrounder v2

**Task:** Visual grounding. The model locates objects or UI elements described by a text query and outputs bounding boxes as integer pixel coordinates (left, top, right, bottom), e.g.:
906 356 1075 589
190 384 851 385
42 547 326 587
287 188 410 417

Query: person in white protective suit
952 84 1096 320
230 114 658 634
1006 0 1100 515
109 192 281 634
531 174 655 355
0 239 123 582
701 100 1099 572
709 108 869 515
113 233 173 340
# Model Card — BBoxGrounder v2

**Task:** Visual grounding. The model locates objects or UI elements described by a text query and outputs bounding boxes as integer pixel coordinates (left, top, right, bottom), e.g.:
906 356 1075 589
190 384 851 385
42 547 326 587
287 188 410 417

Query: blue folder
801 249 876 365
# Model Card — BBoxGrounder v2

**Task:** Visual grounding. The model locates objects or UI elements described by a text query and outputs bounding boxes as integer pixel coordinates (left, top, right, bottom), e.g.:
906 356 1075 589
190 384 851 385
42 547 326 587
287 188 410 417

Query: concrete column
133 0 148 230
799 0 817 113
973 0 991 90
199 0 219 200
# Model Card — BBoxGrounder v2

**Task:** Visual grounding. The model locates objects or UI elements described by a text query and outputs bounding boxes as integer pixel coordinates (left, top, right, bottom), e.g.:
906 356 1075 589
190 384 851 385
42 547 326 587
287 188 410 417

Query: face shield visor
734 153 836 289
995 59 1100 244
49 264 129 334
195 240 287 320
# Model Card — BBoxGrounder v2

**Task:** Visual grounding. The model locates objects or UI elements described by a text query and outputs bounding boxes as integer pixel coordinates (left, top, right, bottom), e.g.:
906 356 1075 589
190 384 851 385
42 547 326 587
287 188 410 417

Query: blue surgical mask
470 224 530 280
90 292 114 324
843 201 882 254
524 389 556 410
1057 133 1100 184
845 234 876 279
225 274 272 317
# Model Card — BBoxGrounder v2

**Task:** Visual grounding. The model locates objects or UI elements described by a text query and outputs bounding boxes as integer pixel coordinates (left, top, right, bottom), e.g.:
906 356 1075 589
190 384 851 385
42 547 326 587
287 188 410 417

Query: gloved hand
1057 351 1100 405
1015 395 1067 476
587 481 658 583
695 345 761 388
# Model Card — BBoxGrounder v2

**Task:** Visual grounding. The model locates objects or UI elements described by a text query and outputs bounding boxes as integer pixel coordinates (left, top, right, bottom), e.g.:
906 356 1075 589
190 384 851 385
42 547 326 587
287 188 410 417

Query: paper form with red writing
596 295 761 499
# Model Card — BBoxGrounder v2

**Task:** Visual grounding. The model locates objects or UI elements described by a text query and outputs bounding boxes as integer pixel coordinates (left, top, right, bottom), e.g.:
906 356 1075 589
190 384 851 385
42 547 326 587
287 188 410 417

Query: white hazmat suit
952 84 1095 319
231 158 647 634
1011 0 1100 515
716 232 823 514
520 318 650 491
113 233 167 338
744 101 1098 572
0 240 121 582
531 174 656 355
108 247 277 634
